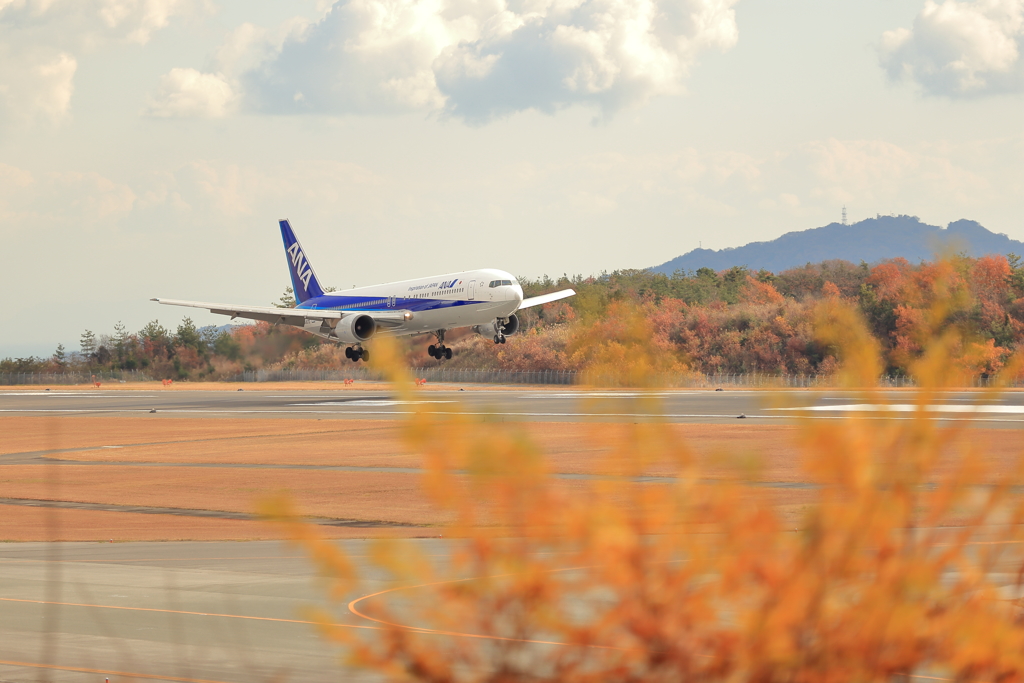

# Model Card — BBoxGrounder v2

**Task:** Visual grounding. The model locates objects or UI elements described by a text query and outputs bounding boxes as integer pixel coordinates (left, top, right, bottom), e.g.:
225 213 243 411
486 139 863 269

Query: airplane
152 219 576 362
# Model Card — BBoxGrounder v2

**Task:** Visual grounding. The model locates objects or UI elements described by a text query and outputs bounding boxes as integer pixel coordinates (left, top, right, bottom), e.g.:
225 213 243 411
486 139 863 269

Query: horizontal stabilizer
518 288 576 309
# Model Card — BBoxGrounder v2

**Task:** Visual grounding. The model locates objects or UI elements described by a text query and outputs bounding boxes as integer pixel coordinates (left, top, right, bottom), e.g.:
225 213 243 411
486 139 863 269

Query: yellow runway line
0 659 231 683
0 597 381 631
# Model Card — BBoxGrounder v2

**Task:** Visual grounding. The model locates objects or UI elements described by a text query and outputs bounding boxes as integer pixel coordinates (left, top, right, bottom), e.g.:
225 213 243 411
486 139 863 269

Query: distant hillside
652 216 1024 275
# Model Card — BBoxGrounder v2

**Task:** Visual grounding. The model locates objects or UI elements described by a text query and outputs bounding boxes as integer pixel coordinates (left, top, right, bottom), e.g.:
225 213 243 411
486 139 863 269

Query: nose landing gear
493 335 506 344
427 330 453 360
345 346 369 362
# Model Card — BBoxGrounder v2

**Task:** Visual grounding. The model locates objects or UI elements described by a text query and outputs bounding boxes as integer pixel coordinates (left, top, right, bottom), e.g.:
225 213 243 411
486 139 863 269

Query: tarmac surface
3 385 1024 425
2 385 1022 681
0 539 439 683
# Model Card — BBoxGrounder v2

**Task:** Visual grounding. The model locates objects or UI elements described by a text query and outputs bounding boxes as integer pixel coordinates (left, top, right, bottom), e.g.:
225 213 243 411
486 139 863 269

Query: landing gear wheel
429 330 449 360
350 354 360 363
494 335 500 344
444 348 453 360
499 336 506 344
360 348 369 362
345 347 353 359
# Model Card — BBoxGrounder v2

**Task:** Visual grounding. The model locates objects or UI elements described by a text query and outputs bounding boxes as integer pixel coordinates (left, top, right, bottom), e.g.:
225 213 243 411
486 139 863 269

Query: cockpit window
489 279 515 288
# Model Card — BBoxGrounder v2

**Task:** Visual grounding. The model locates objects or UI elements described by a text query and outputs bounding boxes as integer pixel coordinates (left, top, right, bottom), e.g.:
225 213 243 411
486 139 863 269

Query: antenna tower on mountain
842 205 848 225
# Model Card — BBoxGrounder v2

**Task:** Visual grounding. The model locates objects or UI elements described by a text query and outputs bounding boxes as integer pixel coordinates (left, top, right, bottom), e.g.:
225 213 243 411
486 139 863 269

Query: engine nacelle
501 313 520 337
334 314 376 344
473 313 520 338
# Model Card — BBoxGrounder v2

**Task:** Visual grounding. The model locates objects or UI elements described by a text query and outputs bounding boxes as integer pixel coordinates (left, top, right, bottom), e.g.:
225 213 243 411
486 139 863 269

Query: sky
1 0 1022 357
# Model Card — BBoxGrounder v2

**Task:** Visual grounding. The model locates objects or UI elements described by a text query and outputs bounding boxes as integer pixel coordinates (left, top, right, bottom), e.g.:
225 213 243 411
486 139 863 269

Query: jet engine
334 314 376 344
473 313 519 338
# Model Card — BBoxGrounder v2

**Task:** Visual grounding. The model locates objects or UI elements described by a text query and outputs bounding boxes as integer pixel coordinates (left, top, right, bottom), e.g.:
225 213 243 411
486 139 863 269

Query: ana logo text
286 243 314 291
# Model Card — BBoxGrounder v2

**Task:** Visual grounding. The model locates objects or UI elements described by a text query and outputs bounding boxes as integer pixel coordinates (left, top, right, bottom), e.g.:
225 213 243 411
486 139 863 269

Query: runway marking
0 498 417 528
516 391 753 398
346 571 628 649
346 576 961 682
0 392 157 397
292 400 456 406
771 403 1024 414
0 555 309 564
0 596 382 630
0 659 232 683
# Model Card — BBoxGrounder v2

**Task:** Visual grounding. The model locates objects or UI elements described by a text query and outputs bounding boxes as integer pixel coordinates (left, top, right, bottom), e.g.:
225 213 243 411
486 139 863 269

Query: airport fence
1 368 1017 388
227 368 1009 388
0 369 152 385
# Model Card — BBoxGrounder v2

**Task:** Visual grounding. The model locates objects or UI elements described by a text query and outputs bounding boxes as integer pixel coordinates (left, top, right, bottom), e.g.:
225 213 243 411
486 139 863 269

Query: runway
0 539 447 683
2 385 1024 425
1 385 1020 681
0 538 1013 683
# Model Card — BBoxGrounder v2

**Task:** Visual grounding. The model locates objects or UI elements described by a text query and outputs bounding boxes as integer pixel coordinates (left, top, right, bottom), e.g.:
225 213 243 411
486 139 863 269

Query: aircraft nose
510 284 523 304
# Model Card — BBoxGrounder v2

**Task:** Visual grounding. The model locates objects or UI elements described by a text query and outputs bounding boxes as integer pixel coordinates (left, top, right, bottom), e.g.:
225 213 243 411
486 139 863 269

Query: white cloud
0 164 136 226
146 68 237 118
156 0 737 122
0 0 196 124
880 0 1024 97
0 49 77 123
96 0 190 43
796 138 992 207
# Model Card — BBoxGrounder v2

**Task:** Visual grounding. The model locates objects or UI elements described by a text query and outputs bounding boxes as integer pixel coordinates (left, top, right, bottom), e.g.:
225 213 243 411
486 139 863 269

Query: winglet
279 220 325 304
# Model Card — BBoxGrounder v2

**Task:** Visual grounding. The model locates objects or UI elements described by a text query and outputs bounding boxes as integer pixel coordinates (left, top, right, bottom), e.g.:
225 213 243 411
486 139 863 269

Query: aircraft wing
151 298 412 328
518 289 576 309
151 298 342 326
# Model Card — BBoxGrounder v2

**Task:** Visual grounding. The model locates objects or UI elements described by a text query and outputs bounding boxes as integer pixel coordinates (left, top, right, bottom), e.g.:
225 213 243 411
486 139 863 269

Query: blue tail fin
279 220 325 304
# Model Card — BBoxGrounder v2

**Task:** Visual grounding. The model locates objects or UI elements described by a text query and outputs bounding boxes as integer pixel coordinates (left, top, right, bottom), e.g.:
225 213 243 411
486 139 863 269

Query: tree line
5 253 1024 380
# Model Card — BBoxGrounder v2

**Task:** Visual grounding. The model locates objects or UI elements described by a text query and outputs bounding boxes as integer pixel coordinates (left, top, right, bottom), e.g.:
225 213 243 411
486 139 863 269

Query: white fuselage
296 268 524 337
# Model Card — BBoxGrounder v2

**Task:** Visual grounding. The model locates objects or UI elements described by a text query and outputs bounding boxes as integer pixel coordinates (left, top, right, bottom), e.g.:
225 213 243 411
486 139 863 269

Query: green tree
276 285 337 307
1008 253 1024 297
720 265 748 304
113 321 129 361
139 320 169 344
53 343 66 369
275 287 296 308
80 330 96 357
139 320 172 366
175 317 202 350
213 331 242 360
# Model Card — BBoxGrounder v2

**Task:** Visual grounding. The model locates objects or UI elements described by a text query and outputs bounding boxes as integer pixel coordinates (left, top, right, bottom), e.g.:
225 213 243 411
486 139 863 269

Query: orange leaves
566 299 689 386
958 338 1012 376
971 255 1014 329
814 297 882 386
740 275 785 305
867 257 912 302
264 305 1024 682
821 280 842 299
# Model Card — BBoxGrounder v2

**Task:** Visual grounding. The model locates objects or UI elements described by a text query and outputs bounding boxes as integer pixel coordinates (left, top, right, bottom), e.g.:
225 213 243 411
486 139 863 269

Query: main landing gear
427 330 453 360
345 346 369 362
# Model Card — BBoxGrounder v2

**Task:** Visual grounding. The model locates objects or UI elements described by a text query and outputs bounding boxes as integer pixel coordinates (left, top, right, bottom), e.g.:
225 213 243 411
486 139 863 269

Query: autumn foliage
264 296 1024 682
9 254 1024 383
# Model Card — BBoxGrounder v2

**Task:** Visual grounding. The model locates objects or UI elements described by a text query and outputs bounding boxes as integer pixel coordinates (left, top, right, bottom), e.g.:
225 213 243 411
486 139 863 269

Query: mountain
651 216 1024 275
